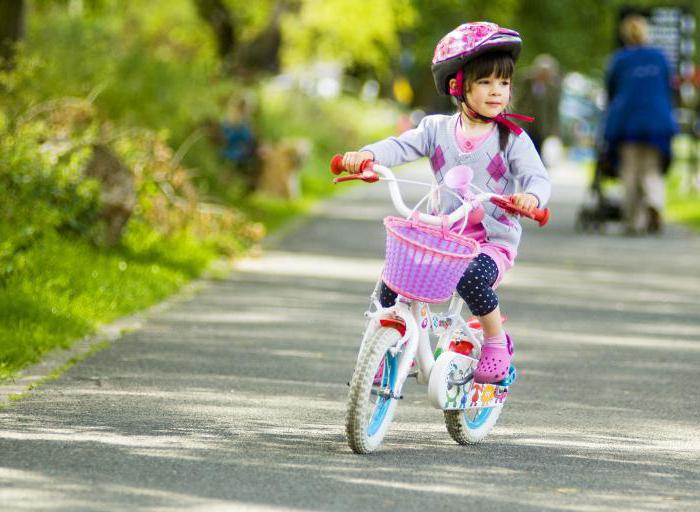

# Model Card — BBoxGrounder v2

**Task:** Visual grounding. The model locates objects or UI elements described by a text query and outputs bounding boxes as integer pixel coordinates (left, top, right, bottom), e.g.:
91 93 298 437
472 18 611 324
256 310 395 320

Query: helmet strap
453 71 532 135
449 69 464 100
462 102 493 123
452 70 498 123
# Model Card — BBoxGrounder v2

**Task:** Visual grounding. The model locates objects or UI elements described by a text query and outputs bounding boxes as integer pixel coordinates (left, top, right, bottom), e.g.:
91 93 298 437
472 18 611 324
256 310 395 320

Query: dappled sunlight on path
1 160 699 511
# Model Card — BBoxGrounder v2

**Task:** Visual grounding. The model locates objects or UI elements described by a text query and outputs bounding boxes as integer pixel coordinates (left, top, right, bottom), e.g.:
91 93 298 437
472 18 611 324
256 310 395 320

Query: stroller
575 140 624 232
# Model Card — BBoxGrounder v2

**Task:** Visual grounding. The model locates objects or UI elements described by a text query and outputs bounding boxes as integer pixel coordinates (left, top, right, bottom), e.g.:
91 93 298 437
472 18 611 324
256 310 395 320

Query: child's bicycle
330 155 549 454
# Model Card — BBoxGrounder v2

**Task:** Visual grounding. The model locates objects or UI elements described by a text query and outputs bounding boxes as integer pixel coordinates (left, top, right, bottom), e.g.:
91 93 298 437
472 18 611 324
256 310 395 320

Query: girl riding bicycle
342 22 551 384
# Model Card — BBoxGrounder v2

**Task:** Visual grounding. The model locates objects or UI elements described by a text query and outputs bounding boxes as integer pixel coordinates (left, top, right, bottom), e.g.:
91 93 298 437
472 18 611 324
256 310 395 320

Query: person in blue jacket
604 14 678 234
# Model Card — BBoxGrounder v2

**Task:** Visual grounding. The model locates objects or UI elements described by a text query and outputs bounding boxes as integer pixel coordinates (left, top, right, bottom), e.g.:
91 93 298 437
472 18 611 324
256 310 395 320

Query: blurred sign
618 6 696 79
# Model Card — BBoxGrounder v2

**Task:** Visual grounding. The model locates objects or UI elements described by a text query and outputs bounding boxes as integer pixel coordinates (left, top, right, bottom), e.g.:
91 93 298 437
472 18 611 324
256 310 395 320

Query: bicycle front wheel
444 403 503 444
345 327 403 454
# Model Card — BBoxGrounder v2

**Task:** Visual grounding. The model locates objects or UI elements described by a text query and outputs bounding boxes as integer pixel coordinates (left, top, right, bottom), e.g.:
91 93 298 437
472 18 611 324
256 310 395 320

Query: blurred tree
193 0 235 64
514 0 610 78
0 0 26 69
194 0 292 76
234 0 287 75
280 0 415 79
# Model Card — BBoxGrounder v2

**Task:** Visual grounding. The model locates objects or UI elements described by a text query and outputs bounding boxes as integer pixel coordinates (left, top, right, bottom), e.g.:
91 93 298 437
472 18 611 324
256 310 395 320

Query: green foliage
666 138 700 231
0 108 100 282
281 0 416 76
223 0 278 40
514 0 611 77
0 0 270 380
241 87 401 229
24 1 226 142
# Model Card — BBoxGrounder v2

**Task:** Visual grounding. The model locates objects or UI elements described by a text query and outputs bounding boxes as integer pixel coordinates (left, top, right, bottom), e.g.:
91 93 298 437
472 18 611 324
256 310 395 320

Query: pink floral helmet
431 22 522 98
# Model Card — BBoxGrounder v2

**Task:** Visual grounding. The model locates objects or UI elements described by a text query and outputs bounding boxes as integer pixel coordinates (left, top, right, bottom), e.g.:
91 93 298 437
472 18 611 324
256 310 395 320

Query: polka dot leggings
378 253 500 316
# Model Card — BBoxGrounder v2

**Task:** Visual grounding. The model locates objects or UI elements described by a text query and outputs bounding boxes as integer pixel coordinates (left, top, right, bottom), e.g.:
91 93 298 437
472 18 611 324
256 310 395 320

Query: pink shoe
474 335 513 384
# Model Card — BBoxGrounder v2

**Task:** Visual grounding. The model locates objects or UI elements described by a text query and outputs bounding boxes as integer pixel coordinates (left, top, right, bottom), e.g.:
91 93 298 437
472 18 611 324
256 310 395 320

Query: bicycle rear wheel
345 327 403 454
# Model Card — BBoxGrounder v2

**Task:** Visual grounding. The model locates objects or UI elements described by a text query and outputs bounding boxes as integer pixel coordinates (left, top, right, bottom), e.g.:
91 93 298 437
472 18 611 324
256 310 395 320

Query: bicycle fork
388 301 435 393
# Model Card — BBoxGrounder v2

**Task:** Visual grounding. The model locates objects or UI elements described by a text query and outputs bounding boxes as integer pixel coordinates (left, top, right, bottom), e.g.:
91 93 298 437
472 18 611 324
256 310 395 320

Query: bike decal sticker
442 380 509 410
445 383 460 408
470 383 482 407
480 385 496 404
494 388 508 403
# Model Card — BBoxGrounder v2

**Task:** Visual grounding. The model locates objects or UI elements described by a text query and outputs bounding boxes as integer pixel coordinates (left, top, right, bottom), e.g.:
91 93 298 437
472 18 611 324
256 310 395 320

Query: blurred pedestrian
515 54 561 159
221 96 260 193
604 14 678 234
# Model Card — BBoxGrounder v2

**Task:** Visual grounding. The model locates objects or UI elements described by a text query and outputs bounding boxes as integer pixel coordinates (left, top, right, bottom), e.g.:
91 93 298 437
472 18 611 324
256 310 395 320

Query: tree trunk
193 0 292 76
0 0 26 69
193 0 235 67
234 1 285 76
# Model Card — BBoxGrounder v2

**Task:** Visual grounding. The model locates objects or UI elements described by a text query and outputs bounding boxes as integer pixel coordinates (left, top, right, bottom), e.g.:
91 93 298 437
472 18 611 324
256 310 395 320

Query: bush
0 108 99 282
0 0 401 380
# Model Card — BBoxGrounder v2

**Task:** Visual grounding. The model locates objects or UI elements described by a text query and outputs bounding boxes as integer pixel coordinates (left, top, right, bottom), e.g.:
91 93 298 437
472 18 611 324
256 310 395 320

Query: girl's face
465 72 511 118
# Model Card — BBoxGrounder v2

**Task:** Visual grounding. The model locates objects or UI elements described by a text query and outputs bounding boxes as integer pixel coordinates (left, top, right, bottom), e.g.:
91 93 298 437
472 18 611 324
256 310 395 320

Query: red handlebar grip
333 169 380 184
531 207 550 227
490 196 550 227
330 154 345 175
330 154 373 175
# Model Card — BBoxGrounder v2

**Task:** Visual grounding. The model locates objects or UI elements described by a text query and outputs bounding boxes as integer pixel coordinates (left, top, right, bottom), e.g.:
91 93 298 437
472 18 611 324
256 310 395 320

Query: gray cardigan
361 113 551 253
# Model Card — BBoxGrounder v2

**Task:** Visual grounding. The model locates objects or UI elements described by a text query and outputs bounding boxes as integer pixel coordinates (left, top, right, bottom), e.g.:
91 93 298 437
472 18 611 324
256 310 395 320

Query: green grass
665 136 700 231
0 229 219 381
666 174 700 231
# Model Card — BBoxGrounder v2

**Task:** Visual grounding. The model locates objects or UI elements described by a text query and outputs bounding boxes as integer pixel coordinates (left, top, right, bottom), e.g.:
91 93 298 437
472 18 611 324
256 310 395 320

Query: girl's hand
342 151 374 173
510 193 539 213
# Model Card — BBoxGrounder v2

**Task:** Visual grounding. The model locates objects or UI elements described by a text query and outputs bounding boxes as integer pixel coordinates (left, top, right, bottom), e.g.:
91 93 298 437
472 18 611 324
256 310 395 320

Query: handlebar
489 196 550 226
330 154 374 175
331 155 468 226
329 154 550 227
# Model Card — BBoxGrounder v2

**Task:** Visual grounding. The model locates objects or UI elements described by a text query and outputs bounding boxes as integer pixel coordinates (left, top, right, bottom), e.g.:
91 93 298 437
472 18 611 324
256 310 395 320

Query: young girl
342 22 551 384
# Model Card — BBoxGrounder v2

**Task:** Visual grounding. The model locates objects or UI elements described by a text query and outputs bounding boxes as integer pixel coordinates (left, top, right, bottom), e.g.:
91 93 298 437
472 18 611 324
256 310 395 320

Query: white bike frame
356 164 499 396
362 291 483 389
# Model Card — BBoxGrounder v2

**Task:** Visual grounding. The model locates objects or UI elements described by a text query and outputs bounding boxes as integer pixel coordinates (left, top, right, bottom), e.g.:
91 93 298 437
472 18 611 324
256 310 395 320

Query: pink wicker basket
382 216 480 303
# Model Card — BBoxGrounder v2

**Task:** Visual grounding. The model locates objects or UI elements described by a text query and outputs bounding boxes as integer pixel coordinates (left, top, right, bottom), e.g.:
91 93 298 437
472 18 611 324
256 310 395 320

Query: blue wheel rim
367 352 397 437
465 406 492 429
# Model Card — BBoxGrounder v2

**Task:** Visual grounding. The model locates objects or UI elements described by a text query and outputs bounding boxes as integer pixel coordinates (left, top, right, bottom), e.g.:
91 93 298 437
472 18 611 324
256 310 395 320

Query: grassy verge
0 2 403 385
666 135 700 231
0 104 401 384
0 229 220 381
666 173 700 231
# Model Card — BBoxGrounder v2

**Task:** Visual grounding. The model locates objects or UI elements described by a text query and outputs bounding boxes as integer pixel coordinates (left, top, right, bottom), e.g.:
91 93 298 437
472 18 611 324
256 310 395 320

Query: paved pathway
1 160 699 511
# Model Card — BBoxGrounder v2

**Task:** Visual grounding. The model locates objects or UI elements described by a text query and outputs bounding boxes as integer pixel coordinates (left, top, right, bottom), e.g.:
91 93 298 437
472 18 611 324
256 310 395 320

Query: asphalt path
1 159 699 511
